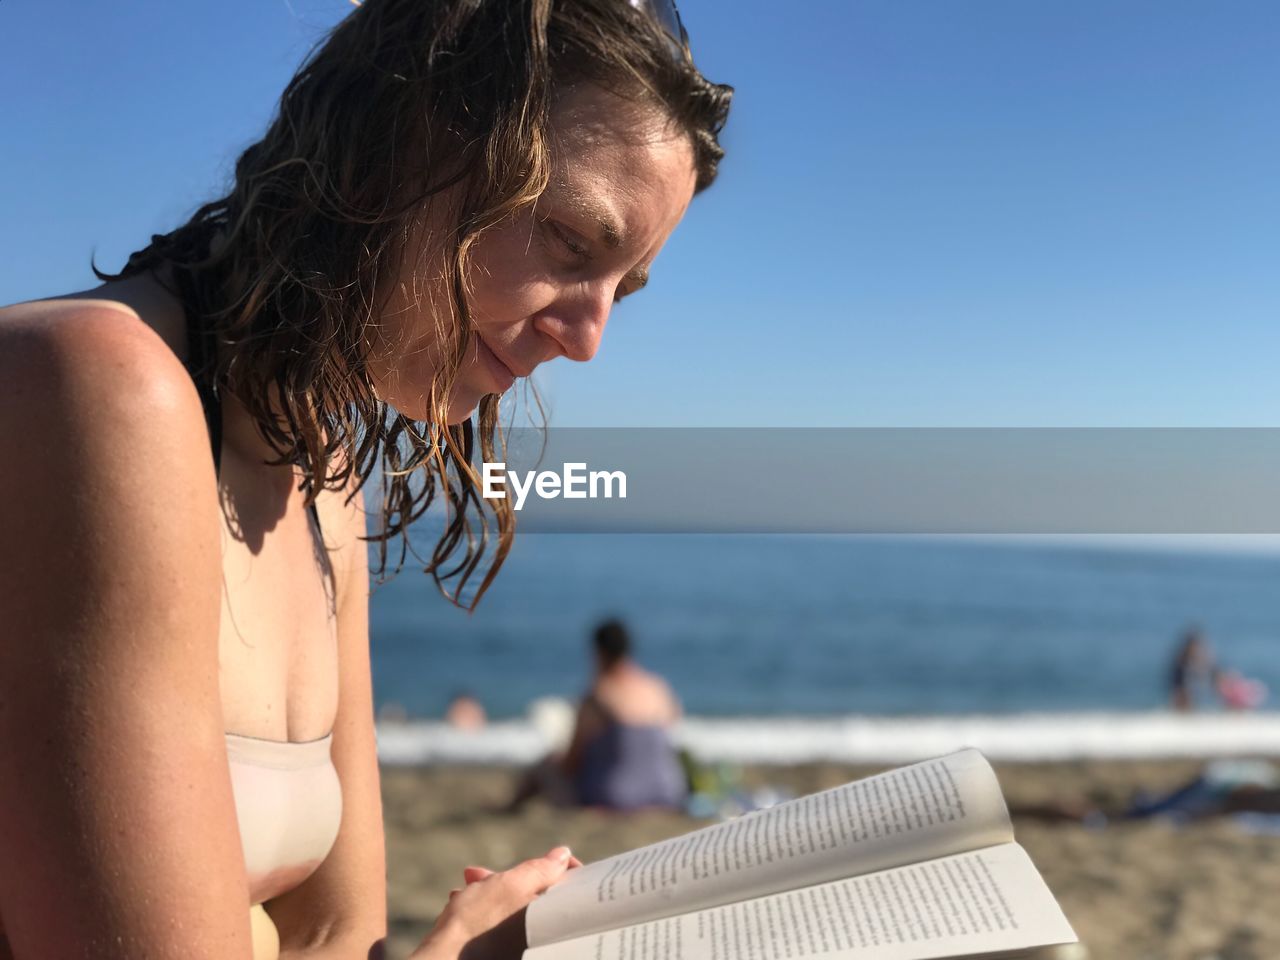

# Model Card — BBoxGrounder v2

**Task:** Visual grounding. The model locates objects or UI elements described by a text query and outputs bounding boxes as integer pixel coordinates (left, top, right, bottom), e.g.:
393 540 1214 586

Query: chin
443 367 503 424
371 358 493 426
444 385 489 425
377 392 478 426
444 403 480 425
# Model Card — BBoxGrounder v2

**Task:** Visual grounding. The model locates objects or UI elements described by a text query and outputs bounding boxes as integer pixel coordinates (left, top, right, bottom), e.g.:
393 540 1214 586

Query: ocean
366 535 1280 762
370 535 1279 717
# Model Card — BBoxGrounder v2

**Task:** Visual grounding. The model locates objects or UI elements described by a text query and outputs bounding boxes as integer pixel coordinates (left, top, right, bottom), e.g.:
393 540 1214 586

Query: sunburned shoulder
0 299 225 673
0 297 206 444
631 669 682 718
631 666 676 695
0 299 215 496
0 295 152 346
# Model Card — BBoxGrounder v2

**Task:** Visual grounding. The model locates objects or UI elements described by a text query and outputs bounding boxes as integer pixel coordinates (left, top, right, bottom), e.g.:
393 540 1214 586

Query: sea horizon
369 533 1280 725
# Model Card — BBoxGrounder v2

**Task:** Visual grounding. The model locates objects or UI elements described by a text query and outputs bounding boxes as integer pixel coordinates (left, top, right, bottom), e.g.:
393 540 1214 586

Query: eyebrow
597 214 623 250
622 264 649 295
555 184 652 295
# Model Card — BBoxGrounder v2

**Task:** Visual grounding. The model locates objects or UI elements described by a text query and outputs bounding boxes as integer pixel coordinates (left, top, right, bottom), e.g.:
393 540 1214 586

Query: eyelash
540 217 625 304
544 219 591 262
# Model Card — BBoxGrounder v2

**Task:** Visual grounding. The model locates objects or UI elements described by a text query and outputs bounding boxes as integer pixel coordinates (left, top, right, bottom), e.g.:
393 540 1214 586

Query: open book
525 749 1077 960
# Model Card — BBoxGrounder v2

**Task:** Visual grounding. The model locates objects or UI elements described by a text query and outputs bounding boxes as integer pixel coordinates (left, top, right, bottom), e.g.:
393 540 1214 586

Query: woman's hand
409 847 578 960
460 853 583 887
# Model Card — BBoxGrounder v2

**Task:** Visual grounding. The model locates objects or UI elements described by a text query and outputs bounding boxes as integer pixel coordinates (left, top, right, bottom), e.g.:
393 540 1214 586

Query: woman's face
372 84 698 423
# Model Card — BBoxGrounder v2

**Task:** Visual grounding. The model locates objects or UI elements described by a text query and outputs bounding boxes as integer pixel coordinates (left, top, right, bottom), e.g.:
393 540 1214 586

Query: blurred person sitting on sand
0 1 730 957
445 690 488 730
509 619 687 812
1169 625 1216 711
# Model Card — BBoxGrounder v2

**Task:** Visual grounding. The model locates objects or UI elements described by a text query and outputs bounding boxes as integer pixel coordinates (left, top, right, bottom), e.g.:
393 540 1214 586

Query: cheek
466 225 553 327
469 277 547 330
372 246 455 359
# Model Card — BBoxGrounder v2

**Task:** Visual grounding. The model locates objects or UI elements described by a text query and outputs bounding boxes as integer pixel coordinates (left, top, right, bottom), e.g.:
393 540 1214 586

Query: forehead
545 85 697 251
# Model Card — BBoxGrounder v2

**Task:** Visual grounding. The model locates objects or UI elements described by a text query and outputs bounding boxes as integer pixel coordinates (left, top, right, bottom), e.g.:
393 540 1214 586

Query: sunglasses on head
627 0 691 59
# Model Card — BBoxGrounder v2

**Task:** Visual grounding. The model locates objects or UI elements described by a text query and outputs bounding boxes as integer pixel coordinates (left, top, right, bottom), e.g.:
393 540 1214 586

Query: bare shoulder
643 668 682 716
2 301 214 502
0 295 222 644
0 294 148 340
0 297 213 469
0 298 222 659
2 296 194 414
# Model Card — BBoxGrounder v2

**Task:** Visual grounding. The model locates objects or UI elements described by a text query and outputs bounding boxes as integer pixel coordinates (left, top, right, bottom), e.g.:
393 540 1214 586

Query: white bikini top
225 732 343 906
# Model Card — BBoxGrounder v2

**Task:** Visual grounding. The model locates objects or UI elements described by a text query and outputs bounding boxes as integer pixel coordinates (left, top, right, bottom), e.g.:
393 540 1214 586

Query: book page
527 749 1012 947
524 843 1076 960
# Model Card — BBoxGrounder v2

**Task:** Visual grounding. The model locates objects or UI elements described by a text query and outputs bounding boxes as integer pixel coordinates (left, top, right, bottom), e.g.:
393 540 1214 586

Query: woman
0 0 730 957
509 619 686 812
566 619 686 810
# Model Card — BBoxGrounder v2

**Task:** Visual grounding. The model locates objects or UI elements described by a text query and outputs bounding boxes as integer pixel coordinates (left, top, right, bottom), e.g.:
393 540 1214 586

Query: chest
214 467 341 742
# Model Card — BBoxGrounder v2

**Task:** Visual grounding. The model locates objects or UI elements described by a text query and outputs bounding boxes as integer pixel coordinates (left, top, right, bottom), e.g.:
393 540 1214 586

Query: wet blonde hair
94 0 731 607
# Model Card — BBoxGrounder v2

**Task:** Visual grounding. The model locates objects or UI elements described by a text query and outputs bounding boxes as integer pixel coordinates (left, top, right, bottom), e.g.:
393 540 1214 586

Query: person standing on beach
1169 626 1215 711
0 2 730 958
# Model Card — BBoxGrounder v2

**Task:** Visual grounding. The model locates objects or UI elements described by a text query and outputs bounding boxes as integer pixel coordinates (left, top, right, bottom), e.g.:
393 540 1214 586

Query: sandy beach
382 758 1280 960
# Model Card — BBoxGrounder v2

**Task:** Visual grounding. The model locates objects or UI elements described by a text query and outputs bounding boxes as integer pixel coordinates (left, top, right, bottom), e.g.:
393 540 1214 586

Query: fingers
500 846 574 898
546 846 573 866
459 848 579 895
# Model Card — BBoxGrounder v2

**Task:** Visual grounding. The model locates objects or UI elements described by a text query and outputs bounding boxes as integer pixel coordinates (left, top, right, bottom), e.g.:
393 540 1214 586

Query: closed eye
543 218 591 261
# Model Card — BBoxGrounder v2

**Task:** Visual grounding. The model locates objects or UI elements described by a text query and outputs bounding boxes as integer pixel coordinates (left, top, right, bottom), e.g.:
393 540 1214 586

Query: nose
532 283 613 363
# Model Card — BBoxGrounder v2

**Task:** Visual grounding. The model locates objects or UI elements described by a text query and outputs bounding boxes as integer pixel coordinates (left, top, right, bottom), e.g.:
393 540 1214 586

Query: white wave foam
375 710 1280 766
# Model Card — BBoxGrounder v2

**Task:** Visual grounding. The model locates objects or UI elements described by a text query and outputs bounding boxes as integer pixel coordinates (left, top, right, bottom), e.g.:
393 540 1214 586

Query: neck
599 658 634 677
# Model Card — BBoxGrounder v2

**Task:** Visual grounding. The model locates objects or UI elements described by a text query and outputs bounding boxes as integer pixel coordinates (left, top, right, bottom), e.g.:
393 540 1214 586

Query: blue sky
3 0 1277 427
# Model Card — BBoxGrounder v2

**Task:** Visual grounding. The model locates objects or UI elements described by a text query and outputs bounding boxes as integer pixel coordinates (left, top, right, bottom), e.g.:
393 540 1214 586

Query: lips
475 334 520 391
